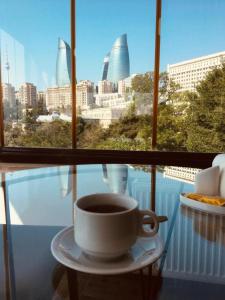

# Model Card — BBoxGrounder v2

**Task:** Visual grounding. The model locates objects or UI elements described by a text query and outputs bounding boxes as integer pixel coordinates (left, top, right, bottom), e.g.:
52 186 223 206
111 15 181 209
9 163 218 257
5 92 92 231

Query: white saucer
180 193 225 216
51 226 163 275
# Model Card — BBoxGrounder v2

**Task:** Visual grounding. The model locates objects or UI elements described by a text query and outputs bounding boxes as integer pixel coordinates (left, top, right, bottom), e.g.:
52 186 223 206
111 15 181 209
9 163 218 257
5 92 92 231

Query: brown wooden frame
0 147 216 168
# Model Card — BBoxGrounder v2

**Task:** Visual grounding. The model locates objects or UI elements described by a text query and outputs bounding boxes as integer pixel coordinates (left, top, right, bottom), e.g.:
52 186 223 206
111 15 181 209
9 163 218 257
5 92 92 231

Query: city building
46 86 71 110
95 93 130 109
101 53 110 80
56 38 71 87
76 80 94 110
118 74 137 95
19 82 37 107
107 34 130 85
2 83 16 107
98 80 113 94
168 51 225 91
81 107 125 128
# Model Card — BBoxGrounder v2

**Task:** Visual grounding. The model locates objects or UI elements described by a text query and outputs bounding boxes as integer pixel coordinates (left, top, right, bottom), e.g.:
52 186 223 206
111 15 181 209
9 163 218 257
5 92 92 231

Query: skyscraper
102 53 110 80
107 34 130 85
56 38 71 87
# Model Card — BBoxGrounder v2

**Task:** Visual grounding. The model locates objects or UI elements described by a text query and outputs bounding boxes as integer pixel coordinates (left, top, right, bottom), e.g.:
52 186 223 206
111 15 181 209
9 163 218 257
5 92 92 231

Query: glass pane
76 0 156 151
0 225 7 299
159 0 225 152
0 0 72 148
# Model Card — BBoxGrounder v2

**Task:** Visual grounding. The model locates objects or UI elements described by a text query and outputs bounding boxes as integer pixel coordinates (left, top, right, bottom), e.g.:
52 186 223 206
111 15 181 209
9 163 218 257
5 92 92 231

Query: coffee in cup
74 193 159 260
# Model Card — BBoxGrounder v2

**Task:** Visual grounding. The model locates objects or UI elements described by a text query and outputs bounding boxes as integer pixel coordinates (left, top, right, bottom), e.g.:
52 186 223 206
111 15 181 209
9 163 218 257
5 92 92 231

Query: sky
0 0 225 90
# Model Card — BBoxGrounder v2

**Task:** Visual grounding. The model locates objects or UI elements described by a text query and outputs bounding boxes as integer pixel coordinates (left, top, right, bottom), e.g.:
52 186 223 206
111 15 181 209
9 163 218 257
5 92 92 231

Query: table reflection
0 164 225 299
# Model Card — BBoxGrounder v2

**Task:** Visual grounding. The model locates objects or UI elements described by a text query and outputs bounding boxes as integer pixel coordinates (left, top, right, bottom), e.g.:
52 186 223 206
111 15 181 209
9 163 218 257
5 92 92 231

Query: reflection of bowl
181 204 225 244
180 193 225 216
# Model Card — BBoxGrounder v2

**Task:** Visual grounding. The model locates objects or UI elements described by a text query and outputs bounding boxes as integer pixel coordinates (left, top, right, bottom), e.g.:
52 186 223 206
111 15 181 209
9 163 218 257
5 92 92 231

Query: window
0 0 224 154
159 0 225 153
0 0 71 148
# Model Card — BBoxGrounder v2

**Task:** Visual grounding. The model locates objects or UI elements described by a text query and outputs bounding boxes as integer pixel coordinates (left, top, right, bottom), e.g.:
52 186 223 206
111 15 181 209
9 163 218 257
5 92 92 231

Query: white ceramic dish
51 226 163 275
180 193 225 216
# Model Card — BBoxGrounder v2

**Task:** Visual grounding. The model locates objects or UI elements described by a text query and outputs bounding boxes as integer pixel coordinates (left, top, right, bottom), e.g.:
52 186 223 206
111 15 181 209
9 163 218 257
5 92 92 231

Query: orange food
185 193 225 206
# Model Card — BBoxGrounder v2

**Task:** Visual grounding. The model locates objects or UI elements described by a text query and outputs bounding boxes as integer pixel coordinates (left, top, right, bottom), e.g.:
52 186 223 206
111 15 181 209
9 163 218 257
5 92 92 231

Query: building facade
98 80 113 94
95 93 129 109
19 83 37 107
56 38 71 87
168 51 225 91
46 86 71 110
107 34 130 85
76 80 94 110
2 83 16 107
81 107 125 128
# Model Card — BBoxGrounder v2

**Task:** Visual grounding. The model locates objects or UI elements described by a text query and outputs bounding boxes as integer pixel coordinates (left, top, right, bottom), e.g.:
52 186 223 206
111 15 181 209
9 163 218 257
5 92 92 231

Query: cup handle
138 210 159 237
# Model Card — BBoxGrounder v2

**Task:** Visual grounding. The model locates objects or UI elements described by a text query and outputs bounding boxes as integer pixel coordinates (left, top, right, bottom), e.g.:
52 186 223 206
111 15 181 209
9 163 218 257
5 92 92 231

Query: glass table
1 164 225 299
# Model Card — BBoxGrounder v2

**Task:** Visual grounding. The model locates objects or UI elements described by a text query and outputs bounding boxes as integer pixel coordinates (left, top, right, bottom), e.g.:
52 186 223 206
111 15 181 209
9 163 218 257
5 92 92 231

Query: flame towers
102 34 130 85
56 38 71 87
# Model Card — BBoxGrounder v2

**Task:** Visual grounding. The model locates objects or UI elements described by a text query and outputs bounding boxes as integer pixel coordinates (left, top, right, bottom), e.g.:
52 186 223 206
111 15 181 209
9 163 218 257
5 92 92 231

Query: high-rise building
2 83 16 107
76 80 94 110
102 53 110 80
19 83 37 107
168 51 225 91
56 38 71 87
107 34 130 85
98 80 113 94
46 86 71 110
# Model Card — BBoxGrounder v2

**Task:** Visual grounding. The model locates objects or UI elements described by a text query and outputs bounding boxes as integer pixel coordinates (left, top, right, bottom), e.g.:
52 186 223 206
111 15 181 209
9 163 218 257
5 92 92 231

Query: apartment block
98 80 113 94
19 82 37 107
168 51 225 91
46 86 71 110
76 80 94 110
2 83 16 107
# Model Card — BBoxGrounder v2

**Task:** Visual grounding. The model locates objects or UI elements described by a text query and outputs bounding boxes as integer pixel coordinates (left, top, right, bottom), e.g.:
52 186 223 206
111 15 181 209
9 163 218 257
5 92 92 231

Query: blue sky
0 0 225 89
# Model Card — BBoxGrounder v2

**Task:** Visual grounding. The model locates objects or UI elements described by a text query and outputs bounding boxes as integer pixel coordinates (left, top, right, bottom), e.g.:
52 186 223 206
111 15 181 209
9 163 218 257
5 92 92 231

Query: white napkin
212 154 225 198
195 166 220 196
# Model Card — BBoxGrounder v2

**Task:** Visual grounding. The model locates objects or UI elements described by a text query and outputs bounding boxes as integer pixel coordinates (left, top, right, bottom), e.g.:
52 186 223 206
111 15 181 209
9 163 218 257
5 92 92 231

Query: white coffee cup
74 193 159 260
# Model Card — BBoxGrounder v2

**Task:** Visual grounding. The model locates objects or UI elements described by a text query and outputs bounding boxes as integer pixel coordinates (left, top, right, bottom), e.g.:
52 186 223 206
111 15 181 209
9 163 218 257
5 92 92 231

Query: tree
186 65 225 152
131 72 154 94
157 102 187 151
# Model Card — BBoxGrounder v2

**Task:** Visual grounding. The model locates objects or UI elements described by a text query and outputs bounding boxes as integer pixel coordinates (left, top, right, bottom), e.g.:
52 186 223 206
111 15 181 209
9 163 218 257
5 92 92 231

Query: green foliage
77 121 106 149
7 120 72 148
157 102 187 151
186 65 225 152
131 72 154 94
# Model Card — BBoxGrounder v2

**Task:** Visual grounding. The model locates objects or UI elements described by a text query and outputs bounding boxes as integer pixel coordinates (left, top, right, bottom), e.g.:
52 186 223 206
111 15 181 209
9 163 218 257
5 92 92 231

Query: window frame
0 0 221 169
